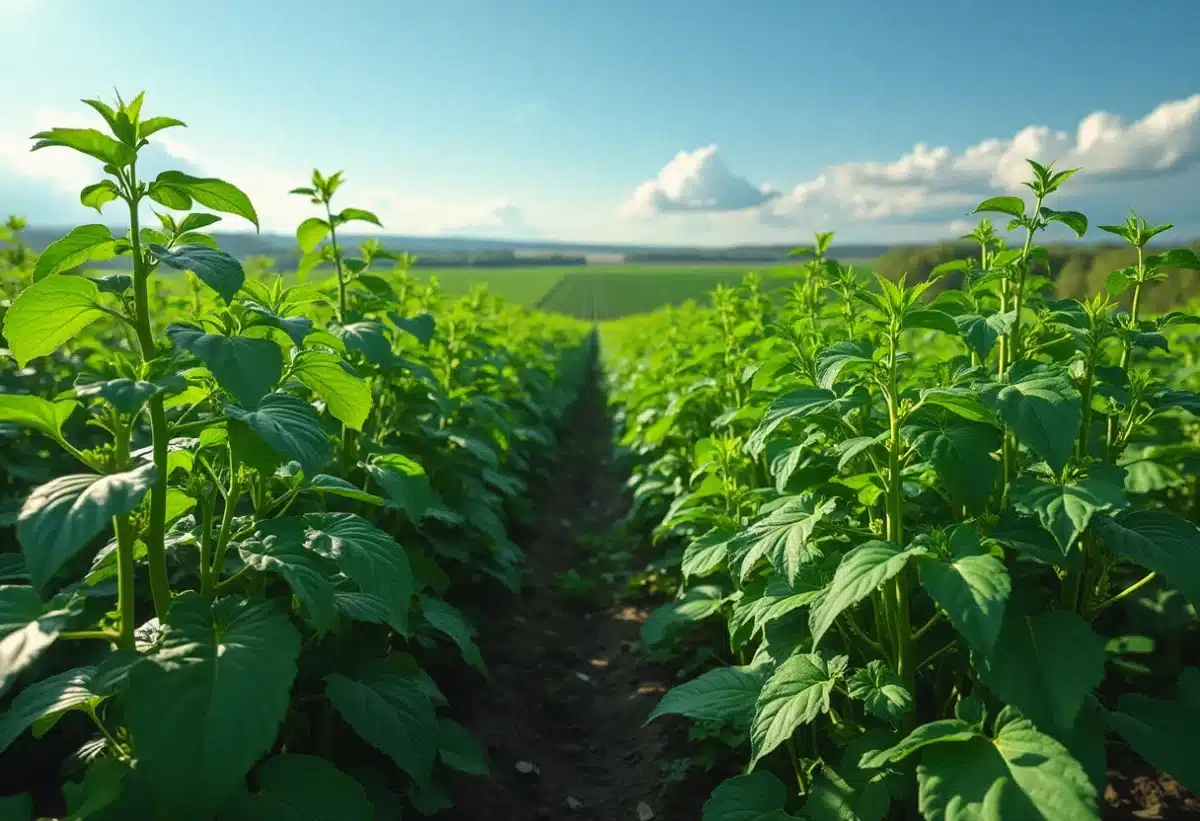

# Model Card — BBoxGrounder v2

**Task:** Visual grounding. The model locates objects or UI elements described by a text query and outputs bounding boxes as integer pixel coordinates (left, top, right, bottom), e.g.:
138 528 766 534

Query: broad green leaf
291 350 372 431
31 127 136 167
858 719 978 769
641 585 723 646
0 394 78 443
647 665 765 731
62 756 128 820
918 388 995 424
166 324 282 408
306 474 384 505
918 553 1010 655
419 595 486 674
337 322 393 365
301 513 413 634
149 244 245 303
954 312 1016 360
747 388 839 457
810 541 925 648
916 709 1097 821
974 610 1105 735
0 667 101 754
1108 692 1200 793
972 196 1025 218
983 361 1081 473
739 494 837 584
33 225 115 281
682 529 733 580
296 217 331 253
335 207 382 227
701 772 788 821
325 659 437 784
438 718 489 776
1011 467 1126 553
750 652 847 767
244 302 313 347
1041 207 1088 238
848 660 912 724
126 593 301 815
74 378 162 414
903 308 959 335
225 393 331 478
178 212 222 233
816 341 874 389
221 757 372 821
2 275 107 366
908 418 1001 513
389 312 436 345
152 171 259 229
802 762 890 821
0 587 70 696
1094 510 1200 608
333 591 392 625
363 455 434 519
238 527 336 634
18 465 156 589
0 794 32 820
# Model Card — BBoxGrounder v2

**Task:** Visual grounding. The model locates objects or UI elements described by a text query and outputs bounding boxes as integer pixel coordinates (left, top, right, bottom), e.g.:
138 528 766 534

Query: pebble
515 760 540 776
637 801 655 820
566 796 584 810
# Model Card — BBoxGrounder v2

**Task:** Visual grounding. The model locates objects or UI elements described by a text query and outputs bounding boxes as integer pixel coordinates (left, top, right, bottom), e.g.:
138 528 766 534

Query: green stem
1093 571 1157 614
113 513 137 651
1077 353 1097 460
61 629 120 641
912 610 943 642
199 487 217 597
210 462 242 583
1108 246 1145 461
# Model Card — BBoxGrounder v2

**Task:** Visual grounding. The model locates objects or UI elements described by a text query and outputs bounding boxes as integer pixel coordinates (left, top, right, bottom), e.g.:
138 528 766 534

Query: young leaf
296 217 331 254
750 653 847 768
810 541 926 648
848 660 912 724
325 658 437 784
33 225 116 281
641 585 724 646
17 466 157 589
166 324 283 408
2 275 108 366
335 208 383 227
219 755 374 821
747 388 839 457
971 196 1025 218
30 128 136 167
389 312 436 346
1040 208 1088 238
149 244 245 303
225 393 331 478
738 494 837 584
79 181 121 212
918 552 1010 655
437 719 489 777
178 212 222 233
681 529 733 580
982 361 1081 474
418 596 487 674
151 171 259 229
125 594 301 815
815 340 874 389
646 666 765 731
291 350 372 431
0 395 78 445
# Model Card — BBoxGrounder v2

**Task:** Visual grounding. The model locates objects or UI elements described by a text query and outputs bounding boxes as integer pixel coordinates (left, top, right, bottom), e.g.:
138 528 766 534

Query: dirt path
442 345 705 821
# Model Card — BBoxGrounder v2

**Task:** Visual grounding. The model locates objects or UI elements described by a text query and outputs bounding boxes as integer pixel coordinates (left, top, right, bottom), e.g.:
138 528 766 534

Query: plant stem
912 610 943 642
325 202 347 325
61 629 120 641
126 165 172 621
1107 246 1145 461
210 462 242 583
113 513 137 651
1093 571 1157 613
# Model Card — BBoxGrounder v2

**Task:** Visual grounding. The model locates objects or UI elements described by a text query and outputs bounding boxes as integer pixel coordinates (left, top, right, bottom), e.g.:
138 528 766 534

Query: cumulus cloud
621 145 780 217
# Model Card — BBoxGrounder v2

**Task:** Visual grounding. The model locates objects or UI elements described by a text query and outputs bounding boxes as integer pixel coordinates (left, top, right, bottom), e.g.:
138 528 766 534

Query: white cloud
621 145 780 217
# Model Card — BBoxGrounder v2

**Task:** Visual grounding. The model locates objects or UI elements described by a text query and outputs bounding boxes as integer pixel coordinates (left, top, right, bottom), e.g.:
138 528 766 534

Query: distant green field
412 259 876 320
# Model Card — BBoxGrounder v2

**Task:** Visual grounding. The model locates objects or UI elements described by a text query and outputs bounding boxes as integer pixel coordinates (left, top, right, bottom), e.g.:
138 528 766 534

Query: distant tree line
625 244 890 264
409 250 587 267
872 240 1200 313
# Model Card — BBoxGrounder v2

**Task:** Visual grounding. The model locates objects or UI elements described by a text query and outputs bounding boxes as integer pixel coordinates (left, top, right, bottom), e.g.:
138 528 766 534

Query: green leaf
291 350 372 431
702 772 788 821
148 182 192 210
178 212 222 233
1108 692 1200 794
166 324 282 408
974 610 1105 735
902 308 959 335
225 393 330 478
858 719 978 769
363 455 434 519
33 225 115 280
810 541 925 648
647 665 765 731
816 341 875 389
0 587 70 696
2 275 108 366
0 394 78 444
74 378 164 415
918 553 1010 655
300 513 413 634
982 361 1081 474
739 494 837 584
916 709 1098 821
296 217 331 253
126 593 301 814
682 529 733 580
17 466 156 589
972 196 1025 218
335 208 383 227
238 528 336 634
419 595 486 674
0 667 100 754
152 171 259 229
325 658 437 784
242 302 312 347
750 652 847 768
337 322 393 365
747 388 839 457
219 754 373 821
954 312 1015 360
1040 207 1088 238
0 794 32 820
31 127 136 167
139 115 186 139
1011 467 1126 553
848 660 912 724
641 585 724 646
1094 510 1200 609
149 244 245 303
63 756 128 821
438 717 489 776
389 312 436 346
918 387 995 424
908 418 1001 513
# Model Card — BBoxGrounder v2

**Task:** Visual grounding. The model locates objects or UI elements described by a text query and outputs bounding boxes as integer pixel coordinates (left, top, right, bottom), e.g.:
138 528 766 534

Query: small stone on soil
515 760 540 776
566 796 584 810
636 801 655 820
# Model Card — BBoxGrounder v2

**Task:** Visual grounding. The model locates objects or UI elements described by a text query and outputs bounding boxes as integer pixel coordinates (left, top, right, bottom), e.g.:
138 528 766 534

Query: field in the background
415 260 877 320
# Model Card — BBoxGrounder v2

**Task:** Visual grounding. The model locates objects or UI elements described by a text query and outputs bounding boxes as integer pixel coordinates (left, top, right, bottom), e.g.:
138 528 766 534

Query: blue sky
2 0 1198 245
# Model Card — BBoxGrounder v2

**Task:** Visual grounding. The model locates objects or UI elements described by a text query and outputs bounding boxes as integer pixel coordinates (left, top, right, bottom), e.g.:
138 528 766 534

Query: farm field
2 89 1200 821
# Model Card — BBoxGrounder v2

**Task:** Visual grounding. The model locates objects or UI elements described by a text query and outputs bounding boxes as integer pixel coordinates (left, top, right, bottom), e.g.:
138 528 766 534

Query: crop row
0 93 590 819
606 167 1200 820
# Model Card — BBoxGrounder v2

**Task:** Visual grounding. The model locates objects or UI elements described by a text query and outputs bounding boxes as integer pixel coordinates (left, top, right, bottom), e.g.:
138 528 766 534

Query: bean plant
0 92 588 819
610 161 1200 820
